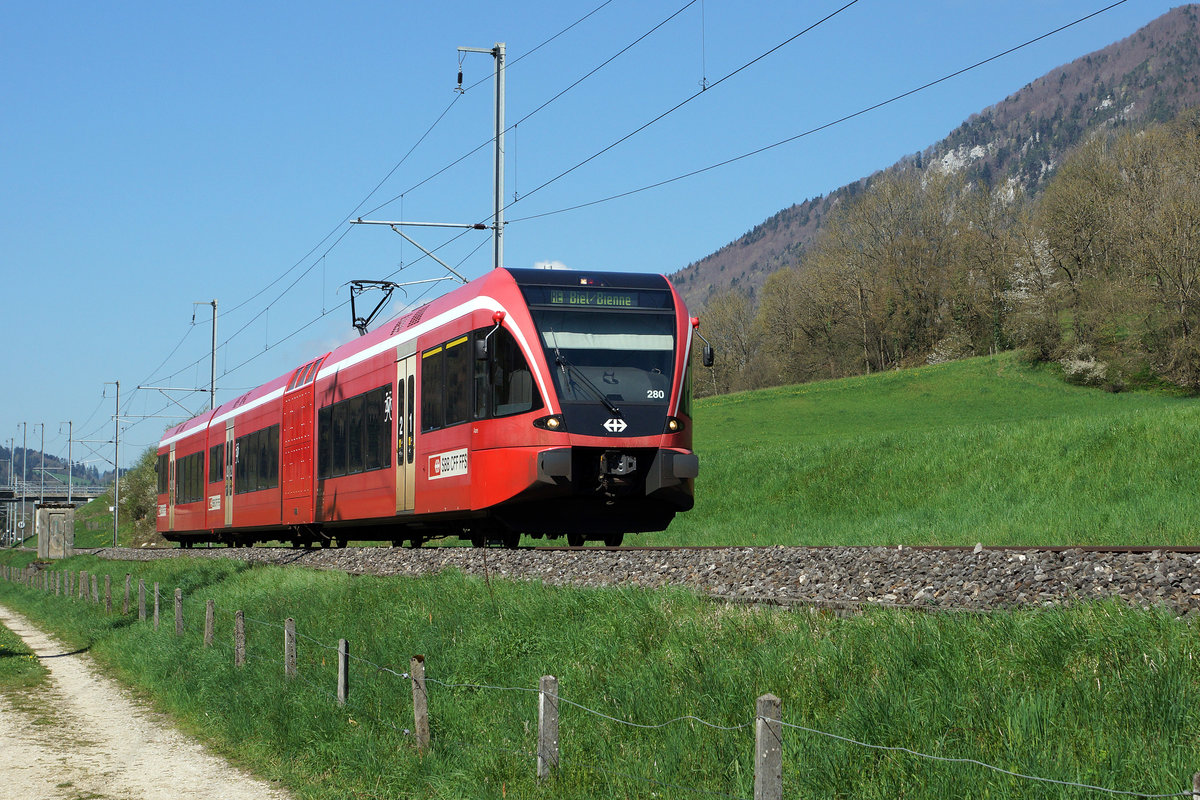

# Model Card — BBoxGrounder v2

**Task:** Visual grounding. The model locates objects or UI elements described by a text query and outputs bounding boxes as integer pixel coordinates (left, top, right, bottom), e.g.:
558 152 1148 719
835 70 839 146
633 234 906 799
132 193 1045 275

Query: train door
282 383 315 524
396 352 416 513
168 443 176 531
224 421 235 527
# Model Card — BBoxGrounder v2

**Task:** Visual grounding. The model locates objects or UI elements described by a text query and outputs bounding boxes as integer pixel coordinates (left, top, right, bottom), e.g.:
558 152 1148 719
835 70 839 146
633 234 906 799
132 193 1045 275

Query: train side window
209 443 224 484
378 386 391 469
317 405 332 479
176 452 203 504
191 453 203 503
492 327 542 417
406 376 415 464
421 345 444 431
347 394 365 475
445 335 471 426
332 402 348 478
265 425 280 490
157 454 168 495
363 387 383 471
473 331 490 419
235 435 248 492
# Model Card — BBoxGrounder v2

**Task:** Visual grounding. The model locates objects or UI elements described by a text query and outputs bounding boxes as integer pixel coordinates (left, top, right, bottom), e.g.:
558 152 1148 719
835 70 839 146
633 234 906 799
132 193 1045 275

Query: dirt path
0 604 293 800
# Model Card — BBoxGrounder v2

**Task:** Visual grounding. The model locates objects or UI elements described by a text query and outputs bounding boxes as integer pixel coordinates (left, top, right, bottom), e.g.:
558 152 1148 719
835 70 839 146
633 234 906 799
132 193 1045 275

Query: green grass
71 489 133 548
647 352 1200 546
1 550 1198 799
0 615 46 691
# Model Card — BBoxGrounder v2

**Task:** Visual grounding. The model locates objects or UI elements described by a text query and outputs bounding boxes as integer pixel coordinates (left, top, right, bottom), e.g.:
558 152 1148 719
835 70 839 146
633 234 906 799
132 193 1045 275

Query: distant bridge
0 481 109 504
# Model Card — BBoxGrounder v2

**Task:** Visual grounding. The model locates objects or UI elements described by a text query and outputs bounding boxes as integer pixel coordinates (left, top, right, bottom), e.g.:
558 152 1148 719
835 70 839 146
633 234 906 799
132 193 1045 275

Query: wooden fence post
754 694 782 800
337 639 349 706
204 600 214 648
138 579 146 621
284 618 296 679
1192 772 1199 800
153 582 160 630
56 571 61 596
538 675 559 781
124 574 131 615
91 574 99 604
235 610 245 668
411 655 430 753
174 588 183 636
78 570 87 599
104 575 111 614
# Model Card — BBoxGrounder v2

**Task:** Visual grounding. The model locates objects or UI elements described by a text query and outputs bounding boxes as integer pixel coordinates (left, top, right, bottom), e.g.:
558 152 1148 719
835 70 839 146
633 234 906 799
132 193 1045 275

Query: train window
406 376 415 464
347 394 365 475
175 452 204 505
157 454 168 495
264 425 280 490
317 384 392 480
445 335 471 426
332 402 348 477
209 443 224 484
473 333 489 419
317 405 331 478
421 345 445 431
363 387 384 471
234 425 280 494
491 327 541 417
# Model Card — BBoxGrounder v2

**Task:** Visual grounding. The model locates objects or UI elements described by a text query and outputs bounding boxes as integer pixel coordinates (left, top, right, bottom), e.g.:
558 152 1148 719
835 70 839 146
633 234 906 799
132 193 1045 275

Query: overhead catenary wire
361 0 701 219
212 0 619 324
495 0 864 217
508 0 1136 224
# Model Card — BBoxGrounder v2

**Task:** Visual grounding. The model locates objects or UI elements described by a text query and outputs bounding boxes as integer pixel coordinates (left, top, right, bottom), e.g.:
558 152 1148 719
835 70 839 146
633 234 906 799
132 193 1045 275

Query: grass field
646 352 1200 547
0 615 45 691
1 550 1198 800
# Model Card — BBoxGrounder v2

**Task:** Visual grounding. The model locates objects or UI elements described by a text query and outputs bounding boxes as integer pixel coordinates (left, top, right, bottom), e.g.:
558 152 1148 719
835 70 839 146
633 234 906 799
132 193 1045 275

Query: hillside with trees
696 109 1200 397
672 5 1200 311
0 445 104 489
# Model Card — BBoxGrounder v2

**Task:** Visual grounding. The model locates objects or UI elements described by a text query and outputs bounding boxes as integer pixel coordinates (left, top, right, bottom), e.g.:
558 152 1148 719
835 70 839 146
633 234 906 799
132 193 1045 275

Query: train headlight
534 414 566 431
665 416 683 433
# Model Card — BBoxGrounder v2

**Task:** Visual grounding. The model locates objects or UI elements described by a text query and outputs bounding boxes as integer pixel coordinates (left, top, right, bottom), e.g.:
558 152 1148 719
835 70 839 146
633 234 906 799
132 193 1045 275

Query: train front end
492 269 699 545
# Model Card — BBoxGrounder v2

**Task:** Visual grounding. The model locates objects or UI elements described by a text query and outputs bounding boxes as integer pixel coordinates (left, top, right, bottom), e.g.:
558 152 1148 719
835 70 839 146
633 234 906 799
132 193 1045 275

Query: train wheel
603 533 624 547
567 532 586 547
502 533 520 549
408 537 424 549
470 534 487 548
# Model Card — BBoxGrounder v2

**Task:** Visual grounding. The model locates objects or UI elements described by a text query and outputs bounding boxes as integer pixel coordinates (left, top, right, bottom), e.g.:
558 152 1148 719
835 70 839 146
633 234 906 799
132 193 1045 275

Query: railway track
72 543 1200 616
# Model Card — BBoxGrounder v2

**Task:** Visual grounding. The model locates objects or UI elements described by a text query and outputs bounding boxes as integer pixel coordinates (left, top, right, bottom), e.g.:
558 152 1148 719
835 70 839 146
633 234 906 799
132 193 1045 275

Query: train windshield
530 309 676 407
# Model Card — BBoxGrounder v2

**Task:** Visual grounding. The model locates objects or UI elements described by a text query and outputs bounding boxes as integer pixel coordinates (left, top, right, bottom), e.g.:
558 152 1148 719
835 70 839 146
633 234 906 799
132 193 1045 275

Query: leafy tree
120 446 160 539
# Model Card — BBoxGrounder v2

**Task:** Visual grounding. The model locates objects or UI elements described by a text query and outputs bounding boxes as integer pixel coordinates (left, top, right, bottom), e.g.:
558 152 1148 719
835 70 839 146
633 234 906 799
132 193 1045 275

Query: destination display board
522 286 672 310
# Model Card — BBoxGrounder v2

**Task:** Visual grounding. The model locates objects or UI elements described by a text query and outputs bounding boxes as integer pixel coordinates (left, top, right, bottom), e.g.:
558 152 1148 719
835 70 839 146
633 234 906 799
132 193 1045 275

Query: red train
156 268 707 548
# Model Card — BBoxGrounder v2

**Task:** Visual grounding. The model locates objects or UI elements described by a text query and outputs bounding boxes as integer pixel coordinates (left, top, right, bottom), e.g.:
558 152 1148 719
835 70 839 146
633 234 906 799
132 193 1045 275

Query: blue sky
0 0 1181 469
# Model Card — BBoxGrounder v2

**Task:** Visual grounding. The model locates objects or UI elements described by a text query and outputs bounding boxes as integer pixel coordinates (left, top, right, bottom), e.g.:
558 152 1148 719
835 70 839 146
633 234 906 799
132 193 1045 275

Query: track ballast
80 544 1200 616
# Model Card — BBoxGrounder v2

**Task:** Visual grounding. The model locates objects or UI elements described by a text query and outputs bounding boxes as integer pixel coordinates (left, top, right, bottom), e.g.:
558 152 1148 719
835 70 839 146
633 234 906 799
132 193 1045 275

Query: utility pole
5 436 11 543
104 381 120 547
38 422 44 505
458 41 505 270
114 380 120 547
20 422 26 544
64 421 73 504
194 299 217 411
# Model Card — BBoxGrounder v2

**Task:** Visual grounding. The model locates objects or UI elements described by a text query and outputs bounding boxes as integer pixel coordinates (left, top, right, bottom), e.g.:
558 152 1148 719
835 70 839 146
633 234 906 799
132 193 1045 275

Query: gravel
86 545 1200 615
